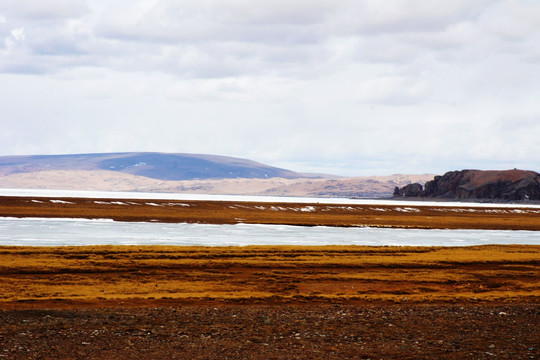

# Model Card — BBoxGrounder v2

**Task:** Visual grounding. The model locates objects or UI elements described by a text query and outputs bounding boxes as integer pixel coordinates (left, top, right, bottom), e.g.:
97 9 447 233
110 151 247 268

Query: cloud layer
1 0 539 175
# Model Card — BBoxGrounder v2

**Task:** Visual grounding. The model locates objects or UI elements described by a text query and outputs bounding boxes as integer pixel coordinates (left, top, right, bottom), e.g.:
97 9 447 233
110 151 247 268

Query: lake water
0 217 538 247
1 189 539 247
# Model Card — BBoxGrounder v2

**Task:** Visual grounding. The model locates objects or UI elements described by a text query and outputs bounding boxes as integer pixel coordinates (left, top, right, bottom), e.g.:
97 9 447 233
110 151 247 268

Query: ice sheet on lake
0 217 538 247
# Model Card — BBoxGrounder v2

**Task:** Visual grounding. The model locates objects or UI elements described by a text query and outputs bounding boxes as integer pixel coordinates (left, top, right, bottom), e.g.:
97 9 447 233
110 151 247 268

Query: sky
1 0 539 176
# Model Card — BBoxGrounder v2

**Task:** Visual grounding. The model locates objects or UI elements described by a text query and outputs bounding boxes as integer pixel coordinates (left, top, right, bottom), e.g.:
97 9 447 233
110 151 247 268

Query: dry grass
1 195 540 230
1 245 538 308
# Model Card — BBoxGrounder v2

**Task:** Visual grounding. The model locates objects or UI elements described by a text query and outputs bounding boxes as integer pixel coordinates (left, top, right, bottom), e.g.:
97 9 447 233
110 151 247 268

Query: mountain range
0 152 305 180
0 152 434 198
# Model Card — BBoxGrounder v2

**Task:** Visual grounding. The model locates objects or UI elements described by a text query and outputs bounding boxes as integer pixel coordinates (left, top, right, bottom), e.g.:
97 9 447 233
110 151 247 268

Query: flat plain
0 195 539 359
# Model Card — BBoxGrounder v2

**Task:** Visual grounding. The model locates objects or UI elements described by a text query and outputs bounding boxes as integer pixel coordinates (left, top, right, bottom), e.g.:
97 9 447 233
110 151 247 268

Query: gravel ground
1 303 538 360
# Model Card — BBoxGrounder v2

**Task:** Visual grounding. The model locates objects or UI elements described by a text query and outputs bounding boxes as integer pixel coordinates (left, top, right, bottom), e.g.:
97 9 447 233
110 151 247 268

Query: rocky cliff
394 169 540 201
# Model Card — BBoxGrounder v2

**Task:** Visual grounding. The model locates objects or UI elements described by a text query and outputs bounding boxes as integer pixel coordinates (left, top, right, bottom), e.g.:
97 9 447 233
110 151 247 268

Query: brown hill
394 169 540 201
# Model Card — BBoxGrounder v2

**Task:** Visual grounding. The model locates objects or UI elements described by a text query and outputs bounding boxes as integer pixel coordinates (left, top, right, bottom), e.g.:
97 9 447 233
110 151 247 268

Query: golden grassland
0 245 538 308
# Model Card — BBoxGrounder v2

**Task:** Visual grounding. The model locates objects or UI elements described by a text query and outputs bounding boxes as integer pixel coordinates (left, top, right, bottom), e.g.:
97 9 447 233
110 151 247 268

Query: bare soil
1 303 538 360
0 245 539 359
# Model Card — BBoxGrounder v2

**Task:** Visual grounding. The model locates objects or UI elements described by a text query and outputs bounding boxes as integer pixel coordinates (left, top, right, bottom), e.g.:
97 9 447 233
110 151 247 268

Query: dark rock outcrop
394 169 540 201
393 183 423 197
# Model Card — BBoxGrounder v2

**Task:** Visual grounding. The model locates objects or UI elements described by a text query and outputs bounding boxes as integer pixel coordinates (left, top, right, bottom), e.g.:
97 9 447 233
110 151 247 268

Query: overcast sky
1 0 539 176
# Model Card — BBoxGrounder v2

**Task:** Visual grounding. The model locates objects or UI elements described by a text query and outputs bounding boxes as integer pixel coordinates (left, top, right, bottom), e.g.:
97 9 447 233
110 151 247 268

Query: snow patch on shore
50 200 74 204
3 188 540 209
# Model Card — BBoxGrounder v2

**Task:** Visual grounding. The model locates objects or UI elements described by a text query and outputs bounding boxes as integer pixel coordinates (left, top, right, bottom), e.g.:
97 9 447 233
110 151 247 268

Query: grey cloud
88 1 332 78
97 0 331 44
95 0 493 49
2 0 89 21
2 0 528 80
496 115 540 131
0 0 92 74
3 0 535 78
478 0 540 40
327 0 494 36
216 0 334 26
0 26 92 74
0 62 46 74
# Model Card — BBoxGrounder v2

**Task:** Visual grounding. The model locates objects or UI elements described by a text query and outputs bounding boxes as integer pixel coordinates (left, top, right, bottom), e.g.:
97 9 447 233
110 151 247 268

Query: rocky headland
394 169 540 201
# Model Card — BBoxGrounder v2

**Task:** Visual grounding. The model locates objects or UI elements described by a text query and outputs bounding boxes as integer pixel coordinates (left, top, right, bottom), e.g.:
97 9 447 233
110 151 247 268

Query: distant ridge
0 152 435 198
0 152 306 181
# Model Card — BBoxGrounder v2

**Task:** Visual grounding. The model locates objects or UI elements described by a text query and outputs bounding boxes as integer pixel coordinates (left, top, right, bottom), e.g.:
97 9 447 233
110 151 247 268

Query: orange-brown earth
1 195 540 230
0 245 539 359
1 197 539 359
1 245 538 306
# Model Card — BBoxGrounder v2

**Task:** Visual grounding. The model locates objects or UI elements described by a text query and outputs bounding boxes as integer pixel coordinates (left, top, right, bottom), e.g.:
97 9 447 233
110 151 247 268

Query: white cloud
10 27 25 41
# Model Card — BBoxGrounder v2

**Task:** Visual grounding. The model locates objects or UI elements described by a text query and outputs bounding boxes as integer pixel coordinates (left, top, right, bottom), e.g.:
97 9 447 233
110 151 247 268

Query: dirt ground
1 303 538 360
0 245 539 359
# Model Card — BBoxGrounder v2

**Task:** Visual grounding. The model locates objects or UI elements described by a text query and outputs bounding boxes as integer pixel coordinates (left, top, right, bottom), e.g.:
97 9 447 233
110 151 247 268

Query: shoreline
2 195 540 230
3 187 540 207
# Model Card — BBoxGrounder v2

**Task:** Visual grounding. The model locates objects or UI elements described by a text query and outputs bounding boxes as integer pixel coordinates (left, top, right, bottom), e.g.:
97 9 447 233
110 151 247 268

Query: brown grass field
1 195 540 230
0 195 539 359
0 245 538 307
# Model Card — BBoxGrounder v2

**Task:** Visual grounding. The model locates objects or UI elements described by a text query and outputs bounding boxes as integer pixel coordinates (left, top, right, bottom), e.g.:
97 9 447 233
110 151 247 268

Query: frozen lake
0 217 538 247
1 189 539 247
